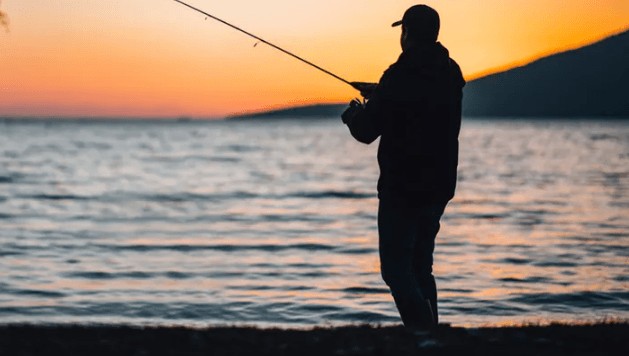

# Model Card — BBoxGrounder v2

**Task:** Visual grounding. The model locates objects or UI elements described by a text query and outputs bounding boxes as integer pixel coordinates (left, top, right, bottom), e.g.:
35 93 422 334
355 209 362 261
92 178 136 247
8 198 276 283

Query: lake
0 118 627 327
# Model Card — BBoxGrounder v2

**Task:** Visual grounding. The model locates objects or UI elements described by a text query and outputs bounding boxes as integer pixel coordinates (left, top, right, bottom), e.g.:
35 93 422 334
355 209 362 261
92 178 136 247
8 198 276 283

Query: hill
227 104 345 120
463 29 629 117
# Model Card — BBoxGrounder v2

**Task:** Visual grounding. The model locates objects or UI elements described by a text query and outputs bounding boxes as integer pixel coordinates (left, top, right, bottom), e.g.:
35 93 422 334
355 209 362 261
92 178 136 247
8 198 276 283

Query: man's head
392 5 440 47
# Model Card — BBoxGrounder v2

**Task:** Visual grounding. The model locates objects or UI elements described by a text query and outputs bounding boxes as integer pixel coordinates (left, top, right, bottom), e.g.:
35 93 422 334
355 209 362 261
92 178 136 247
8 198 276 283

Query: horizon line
2 26 626 120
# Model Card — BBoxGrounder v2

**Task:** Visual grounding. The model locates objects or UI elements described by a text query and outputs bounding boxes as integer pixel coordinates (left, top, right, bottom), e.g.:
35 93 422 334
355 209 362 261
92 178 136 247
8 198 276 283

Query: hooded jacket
345 42 465 203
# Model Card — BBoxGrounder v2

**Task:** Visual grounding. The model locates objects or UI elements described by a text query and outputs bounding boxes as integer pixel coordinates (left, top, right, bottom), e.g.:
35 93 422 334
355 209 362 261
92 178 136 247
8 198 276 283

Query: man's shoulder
380 61 404 82
373 62 405 99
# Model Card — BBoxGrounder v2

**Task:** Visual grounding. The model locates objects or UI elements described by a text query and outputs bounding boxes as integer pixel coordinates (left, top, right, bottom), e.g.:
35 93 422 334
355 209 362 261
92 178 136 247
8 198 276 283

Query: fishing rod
172 0 364 91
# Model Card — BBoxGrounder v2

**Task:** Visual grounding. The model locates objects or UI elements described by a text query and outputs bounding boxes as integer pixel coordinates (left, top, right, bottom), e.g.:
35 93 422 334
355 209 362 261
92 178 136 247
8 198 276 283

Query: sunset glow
1 0 628 118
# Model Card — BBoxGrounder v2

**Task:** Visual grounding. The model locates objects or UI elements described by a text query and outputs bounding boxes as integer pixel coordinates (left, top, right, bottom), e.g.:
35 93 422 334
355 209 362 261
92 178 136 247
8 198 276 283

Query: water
0 118 627 327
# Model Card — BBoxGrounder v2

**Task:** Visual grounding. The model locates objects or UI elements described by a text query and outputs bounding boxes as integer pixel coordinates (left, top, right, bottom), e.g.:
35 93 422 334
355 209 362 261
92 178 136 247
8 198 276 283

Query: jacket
344 42 465 203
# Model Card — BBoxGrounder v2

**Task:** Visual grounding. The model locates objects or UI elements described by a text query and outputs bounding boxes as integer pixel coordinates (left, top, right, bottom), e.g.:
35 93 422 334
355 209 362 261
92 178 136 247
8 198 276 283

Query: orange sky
0 0 628 118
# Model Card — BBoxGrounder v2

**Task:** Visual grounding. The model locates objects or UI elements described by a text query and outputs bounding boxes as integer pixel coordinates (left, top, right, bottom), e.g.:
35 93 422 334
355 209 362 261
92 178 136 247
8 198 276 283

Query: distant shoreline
225 103 346 120
225 103 629 120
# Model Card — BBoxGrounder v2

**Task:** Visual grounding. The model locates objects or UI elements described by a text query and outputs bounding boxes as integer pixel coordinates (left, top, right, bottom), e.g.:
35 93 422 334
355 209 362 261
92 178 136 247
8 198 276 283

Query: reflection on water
0 118 627 327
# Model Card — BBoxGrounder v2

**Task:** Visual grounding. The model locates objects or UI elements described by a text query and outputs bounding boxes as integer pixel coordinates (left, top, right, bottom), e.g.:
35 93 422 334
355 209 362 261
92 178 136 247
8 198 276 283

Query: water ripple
0 119 627 327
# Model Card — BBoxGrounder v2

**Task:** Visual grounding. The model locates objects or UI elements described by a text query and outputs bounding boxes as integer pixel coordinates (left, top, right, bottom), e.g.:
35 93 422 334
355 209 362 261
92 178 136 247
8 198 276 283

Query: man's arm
342 95 383 144
342 70 395 144
350 82 378 99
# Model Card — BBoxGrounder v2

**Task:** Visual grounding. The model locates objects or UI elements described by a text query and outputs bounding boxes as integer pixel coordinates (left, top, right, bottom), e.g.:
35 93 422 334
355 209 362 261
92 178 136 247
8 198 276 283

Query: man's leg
412 203 445 325
378 198 434 329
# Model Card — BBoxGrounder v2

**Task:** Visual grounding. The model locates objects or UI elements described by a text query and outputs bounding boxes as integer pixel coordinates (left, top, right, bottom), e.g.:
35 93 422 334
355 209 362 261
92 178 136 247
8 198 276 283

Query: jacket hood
399 42 450 71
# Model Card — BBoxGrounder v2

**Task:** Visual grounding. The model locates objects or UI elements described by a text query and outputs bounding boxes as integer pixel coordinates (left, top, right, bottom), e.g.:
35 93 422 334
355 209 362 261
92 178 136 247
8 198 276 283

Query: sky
0 0 628 118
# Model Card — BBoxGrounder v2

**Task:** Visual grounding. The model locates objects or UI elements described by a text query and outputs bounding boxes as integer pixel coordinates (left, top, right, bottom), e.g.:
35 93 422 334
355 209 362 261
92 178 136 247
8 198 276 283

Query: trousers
378 197 446 328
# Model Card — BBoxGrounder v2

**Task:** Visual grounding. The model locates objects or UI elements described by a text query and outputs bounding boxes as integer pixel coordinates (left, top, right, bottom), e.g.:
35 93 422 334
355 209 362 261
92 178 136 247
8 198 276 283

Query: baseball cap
392 5 440 41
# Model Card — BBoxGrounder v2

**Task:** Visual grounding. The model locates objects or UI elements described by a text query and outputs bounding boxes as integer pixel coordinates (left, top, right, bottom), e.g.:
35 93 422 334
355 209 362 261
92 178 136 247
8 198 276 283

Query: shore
1 322 627 355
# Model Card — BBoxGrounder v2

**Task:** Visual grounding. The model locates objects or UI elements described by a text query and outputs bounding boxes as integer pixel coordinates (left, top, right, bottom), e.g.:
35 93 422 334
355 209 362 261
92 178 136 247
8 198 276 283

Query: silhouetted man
342 4 465 330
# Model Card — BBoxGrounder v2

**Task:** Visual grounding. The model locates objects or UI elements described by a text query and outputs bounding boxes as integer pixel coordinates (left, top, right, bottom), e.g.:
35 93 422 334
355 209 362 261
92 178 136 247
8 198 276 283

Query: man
342 4 465 330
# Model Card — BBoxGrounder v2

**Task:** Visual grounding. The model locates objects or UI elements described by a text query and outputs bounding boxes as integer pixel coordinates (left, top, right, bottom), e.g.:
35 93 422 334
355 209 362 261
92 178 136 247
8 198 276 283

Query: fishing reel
342 97 366 124
342 82 376 123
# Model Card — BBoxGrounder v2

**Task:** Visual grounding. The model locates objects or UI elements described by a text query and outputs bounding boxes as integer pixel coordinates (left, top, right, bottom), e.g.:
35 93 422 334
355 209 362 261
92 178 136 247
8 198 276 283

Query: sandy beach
1 322 627 355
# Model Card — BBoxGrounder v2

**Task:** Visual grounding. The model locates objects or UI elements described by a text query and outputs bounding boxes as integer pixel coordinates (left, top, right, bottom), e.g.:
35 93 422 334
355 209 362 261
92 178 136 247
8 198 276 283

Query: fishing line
172 0 355 88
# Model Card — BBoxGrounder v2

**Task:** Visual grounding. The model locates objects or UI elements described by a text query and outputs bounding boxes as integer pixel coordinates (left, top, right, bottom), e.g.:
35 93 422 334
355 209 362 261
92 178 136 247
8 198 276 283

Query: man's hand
341 99 364 124
351 82 377 99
